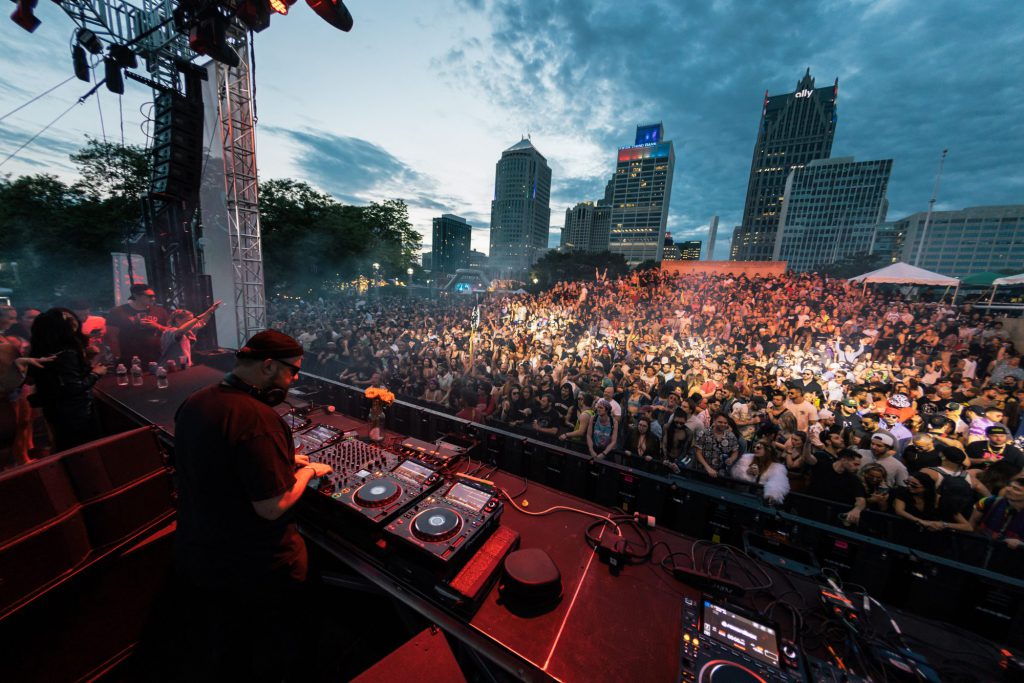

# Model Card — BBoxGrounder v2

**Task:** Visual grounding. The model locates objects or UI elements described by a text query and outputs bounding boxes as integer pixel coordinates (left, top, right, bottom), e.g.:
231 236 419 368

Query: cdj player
294 423 351 455
679 596 805 683
385 475 502 569
281 410 311 433
329 457 443 525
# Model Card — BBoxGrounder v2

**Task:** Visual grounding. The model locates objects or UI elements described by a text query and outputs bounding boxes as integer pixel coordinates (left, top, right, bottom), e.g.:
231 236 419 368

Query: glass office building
734 69 838 261
773 156 892 271
488 138 552 278
431 214 472 275
608 123 675 265
896 205 1024 277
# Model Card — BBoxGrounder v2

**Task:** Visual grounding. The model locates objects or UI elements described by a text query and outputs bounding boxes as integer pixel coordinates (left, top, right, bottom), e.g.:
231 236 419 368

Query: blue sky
2 0 1022 259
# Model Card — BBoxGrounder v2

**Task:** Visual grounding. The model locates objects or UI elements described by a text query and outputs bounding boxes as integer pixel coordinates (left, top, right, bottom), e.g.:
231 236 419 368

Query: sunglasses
275 359 301 377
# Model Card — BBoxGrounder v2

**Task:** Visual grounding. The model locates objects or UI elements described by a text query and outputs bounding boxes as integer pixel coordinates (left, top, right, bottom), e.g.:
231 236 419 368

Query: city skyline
1 1 1022 259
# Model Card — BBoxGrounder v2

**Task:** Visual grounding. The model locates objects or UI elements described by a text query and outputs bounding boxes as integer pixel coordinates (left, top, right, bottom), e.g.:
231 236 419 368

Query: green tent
960 271 1003 287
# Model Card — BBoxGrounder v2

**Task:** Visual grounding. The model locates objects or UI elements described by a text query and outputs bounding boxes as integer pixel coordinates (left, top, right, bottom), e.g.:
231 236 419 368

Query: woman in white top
732 440 791 505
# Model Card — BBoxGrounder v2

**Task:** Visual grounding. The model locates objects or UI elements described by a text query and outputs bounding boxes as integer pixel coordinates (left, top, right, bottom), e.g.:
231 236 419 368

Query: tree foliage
259 179 421 293
529 250 630 291
815 251 892 279
0 139 421 307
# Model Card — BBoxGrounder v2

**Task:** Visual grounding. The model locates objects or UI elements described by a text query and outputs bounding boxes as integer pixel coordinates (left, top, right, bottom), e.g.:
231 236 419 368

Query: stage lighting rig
72 45 90 81
103 55 125 93
188 6 240 67
306 0 352 31
76 28 104 54
9 0 40 32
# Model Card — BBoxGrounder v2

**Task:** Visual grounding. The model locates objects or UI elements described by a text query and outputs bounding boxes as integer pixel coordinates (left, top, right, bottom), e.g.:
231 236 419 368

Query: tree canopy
0 140 421 307
259 179 421 294
528 250 630 291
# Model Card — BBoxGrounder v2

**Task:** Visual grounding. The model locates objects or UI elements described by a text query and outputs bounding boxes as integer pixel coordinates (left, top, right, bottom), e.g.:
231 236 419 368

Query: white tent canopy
848 262 959 286
993 273 1024 286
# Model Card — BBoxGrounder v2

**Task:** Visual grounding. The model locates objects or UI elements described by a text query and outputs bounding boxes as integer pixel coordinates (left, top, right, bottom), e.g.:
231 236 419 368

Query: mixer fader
307 439 397 492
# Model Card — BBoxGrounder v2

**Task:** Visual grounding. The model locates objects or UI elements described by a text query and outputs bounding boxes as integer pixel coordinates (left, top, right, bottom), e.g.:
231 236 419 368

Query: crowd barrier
298 371 1024 643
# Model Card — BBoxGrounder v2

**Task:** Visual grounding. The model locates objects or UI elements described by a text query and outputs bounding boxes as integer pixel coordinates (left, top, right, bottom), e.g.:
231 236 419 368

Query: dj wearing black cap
173 330 332 679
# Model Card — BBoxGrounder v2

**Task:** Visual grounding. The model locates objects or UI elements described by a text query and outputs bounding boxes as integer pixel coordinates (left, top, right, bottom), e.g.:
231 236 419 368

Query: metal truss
214 28 267 346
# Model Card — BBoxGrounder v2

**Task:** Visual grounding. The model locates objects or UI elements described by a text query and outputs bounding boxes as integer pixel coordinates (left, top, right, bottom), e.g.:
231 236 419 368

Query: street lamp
372 262 380 297
407 267 414 286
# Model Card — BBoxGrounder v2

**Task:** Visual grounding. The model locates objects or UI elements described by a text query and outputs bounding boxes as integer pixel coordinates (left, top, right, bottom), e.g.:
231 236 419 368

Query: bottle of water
116 363 129 386
156 366 168 390
131 361 144 386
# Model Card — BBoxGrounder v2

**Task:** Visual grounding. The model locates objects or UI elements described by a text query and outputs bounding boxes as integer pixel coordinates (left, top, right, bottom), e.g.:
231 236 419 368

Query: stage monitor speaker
0 456 79 545
193 348 236 373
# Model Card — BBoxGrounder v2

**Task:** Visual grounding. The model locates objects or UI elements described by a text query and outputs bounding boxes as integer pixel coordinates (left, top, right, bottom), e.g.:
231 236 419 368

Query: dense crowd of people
268 269 1024 548
2 269 1022 551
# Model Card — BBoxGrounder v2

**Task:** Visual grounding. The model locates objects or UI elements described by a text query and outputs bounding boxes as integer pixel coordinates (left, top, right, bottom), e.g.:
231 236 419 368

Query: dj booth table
94 367 1013 682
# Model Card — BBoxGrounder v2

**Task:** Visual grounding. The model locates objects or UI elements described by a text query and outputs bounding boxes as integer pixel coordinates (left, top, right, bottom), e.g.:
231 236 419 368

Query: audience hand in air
14 355 56 372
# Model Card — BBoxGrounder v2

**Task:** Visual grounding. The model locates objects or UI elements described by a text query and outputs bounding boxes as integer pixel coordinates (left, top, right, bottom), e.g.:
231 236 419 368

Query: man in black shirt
532 392 562 436
902 433 945 473
174 330 331 679
106 283 170 365
966 425 1024 472
803 447 867 525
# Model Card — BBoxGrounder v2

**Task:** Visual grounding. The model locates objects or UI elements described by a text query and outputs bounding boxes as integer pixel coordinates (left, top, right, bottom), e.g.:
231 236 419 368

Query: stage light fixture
268 0 293 15
72 45 90 82
109 44 138 69
236 0 271 32
104 56 125 94
10 0 41 32
189 9 240 67
306 0 353 32
76 28 103 54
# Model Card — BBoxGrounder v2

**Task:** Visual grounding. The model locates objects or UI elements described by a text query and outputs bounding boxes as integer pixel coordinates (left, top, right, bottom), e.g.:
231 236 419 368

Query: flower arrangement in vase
364 386 396 441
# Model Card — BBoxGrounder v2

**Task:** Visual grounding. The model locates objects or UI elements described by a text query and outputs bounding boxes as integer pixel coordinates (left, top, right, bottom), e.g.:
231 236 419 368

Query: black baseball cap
129 283 156 299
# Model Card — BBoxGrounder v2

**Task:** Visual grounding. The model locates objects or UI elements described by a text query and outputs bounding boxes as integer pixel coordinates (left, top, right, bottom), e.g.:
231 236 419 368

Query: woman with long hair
623 415 658 464
29 308 108 452
731 439 790 505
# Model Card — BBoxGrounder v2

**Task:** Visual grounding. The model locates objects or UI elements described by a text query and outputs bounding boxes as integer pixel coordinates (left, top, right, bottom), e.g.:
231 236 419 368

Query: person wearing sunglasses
173 330 331 678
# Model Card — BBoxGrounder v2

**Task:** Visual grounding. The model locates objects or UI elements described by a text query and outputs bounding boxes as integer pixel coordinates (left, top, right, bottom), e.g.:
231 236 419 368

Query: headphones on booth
222 371 288 407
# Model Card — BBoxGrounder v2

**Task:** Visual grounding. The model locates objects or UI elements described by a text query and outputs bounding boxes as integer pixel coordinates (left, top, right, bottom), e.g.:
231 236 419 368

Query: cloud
0 125 82 172
443 0 1024 247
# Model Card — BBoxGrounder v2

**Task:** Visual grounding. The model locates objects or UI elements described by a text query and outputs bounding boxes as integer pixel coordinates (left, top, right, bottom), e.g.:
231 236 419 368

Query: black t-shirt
174 383 305 588
806 455 867 506
533 405 562 432
902 445 943 473
107 302 170 365
966 440 1024 471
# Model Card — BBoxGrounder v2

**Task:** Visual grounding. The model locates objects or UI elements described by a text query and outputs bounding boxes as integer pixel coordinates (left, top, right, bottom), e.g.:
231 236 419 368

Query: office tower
734 69 838 261
608 123 675 264
468 250 488 269
488 138 552 278
896 205 1024 277
677 240 702 260
662 234 681 260
706 216 719 260
773 156 892 272
431 214 471 274
561 201 611 252
869 221 903 264
421 251 433 271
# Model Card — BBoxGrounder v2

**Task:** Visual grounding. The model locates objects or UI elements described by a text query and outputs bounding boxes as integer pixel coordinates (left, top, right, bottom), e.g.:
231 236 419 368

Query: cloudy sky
2 0 1022 258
